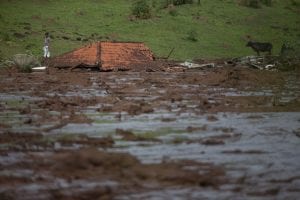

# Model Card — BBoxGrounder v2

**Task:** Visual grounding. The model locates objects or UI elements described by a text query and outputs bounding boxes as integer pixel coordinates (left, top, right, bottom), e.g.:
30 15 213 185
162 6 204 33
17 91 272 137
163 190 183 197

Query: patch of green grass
0 0 299 61
171 136 190 144
135 127 187 139
93 119 116 124
49 133 81 142
5 100 28 108
86 112 116 124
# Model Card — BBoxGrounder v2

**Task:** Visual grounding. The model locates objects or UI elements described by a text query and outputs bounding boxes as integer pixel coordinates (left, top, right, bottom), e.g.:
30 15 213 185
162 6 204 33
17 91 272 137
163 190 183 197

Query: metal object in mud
180 61 215 69
231 55 278 70
32 66 47 71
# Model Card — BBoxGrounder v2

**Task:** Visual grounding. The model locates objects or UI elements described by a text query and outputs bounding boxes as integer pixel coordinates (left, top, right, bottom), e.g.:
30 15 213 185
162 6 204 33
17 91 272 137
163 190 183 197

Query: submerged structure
50 41 155 71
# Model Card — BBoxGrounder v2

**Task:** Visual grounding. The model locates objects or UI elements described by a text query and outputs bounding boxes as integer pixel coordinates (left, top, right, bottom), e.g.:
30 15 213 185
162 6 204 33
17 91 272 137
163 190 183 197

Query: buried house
49 41 155 71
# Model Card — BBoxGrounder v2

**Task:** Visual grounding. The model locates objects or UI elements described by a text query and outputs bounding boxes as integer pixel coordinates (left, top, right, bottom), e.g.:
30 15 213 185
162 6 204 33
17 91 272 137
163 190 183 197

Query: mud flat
0 66 299 199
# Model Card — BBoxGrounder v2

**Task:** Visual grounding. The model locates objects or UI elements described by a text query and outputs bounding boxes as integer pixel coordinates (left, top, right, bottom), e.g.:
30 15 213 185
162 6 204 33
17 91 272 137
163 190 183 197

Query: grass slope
0 0 299 61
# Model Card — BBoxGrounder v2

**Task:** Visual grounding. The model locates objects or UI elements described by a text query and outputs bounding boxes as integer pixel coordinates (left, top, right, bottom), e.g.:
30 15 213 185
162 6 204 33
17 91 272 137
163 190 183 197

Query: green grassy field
0 0 299 61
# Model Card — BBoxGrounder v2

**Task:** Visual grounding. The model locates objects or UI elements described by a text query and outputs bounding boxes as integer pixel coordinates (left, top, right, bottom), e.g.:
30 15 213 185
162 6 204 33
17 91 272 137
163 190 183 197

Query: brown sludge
0 61 299 199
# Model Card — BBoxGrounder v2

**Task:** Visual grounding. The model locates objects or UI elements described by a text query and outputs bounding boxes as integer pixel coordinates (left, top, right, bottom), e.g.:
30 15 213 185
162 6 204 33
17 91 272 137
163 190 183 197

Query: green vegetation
132 0 151 19
136 127 187 138
186 29 198 42
11 54 40 72
239 0 274 8
5 99 28 108
0 0 299 61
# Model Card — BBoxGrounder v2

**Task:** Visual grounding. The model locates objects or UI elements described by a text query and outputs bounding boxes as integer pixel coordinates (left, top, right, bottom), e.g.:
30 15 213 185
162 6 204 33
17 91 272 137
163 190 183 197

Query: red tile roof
50 41 154 71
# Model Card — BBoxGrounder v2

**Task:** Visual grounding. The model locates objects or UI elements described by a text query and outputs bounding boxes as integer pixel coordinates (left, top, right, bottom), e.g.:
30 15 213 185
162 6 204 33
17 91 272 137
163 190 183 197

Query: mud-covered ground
0 65 300 200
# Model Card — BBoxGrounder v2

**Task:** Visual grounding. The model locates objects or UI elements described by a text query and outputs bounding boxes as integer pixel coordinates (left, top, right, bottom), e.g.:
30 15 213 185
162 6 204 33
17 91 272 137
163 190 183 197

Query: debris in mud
293 128 300 138
247 187 280 197
230 55 278 70
116 129 141 141
0 132 114 152
0 132 50 151
180 61 215 69
207 115 218 121
175 132 241 145
116 128 144 141
229 54 300 71
50 187 114 200
0 148 227 199
182 54 300 72
0 132 43 145
32 66 46 71
161 117 177 122
186 125 207 132
200 138 225 145
37 95 95 112
49 148 227 187
0 123 11 129
116 129 160 142
221 149 266 154
113 101 154 115
56 135 114 148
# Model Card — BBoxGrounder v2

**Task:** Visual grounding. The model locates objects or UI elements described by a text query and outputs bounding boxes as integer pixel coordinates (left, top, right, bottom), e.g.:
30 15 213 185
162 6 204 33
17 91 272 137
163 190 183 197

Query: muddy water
113 112 300 199
0 68 299 199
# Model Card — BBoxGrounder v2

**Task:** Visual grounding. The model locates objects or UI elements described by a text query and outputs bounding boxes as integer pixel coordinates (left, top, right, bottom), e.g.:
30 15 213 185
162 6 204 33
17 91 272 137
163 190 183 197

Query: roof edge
51 41 149 60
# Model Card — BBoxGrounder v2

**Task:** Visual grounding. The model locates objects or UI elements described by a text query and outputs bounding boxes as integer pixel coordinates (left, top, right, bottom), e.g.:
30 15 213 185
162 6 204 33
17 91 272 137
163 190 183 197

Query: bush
290 0 299 6
161 0 172 8
239 0 273 8
132 0 151 19
12 54 40 73
186 29 198 42
161 0 194 8
173 0 193 5
1 33 11 41
168 4 178 16
277 43 300 71
248 0 260 8
261 0 272 6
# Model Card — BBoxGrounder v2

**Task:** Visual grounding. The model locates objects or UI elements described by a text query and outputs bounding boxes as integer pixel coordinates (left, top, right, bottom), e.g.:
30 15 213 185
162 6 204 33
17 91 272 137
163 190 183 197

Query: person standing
43 32 51 58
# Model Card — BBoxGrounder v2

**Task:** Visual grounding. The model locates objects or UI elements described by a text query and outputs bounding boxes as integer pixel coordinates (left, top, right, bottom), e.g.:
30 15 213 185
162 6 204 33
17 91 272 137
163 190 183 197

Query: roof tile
50 41 154 71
